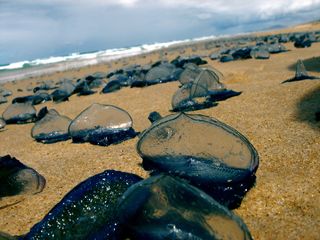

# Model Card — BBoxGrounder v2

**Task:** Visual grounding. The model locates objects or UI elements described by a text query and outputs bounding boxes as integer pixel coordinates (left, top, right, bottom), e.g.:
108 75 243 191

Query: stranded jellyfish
68 103 137 146
137 113 259 208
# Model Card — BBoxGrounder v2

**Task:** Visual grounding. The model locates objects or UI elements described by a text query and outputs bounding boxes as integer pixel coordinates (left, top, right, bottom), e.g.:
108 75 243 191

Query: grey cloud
0 0 319 64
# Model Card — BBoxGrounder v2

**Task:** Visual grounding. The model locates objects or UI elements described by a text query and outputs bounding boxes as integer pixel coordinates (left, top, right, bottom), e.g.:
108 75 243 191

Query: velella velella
172 68 241 112
108 74 130 86
173 68 223 111
117 175 252 240
36 106 49 121
250 47 270 59
12 96 35 104
148 111 162 124
51 80 75 102
101 80 122 94
178 63 202 85
267 43 287 54
145 63 178 85
2 103 37 124
0 118 6 130
282 59 319 83
33 80 57 93
192 68 224 92
294 35 312 48
191 69 241 102
0 231 19 240
0 155 46 198
192 68 241 102
0 95 8 104
12 92 51 105
137 113 259 208
231 47 252 60
220 55 234 62
31 109 72 143
68 103 137 146
172 83 217 112
0 88 12 97
24 170 142 240
207 89 242 102
171 55 208 68
74 80 96 96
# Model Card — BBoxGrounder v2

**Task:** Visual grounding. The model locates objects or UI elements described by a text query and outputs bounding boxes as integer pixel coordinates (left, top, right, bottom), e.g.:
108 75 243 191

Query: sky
0 0 320 64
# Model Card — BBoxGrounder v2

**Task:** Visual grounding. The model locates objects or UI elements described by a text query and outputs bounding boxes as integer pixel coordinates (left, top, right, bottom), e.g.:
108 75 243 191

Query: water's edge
0 33 248 83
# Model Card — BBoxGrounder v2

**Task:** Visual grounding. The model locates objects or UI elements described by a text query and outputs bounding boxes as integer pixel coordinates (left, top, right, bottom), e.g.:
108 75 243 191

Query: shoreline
1 21 319 84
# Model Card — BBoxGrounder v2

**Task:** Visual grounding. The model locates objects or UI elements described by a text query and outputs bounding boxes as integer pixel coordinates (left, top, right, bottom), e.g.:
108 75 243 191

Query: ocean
0 35 223 83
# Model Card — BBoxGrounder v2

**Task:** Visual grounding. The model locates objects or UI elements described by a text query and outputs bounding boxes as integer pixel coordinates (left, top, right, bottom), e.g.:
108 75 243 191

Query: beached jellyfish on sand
145 63 180 85
294 35 312 48
51 80 75 102
101 80 122 93
68 103 137 146
148 111 162 124
31 109 72 143
171 55 208 68
191 68 224 91
137 113 259 208
0 118 6 130
0 155 46 198
118 175 252 239
0 95 8 104
24 170 142 240
0 231 19 240
178 63 202 85
73 80 96 96
0 88 12 97
188 68 241 102
33 80 57 93
172 68 241 112
12 91 52 105
2 103 37 124
266 43 287 54
220 55 234 62
250 47 270 59
283 59 319 83
172 82 217 112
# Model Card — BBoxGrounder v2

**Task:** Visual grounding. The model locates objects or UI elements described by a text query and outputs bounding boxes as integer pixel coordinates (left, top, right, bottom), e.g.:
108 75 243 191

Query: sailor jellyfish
24 170 142 239
68 103 137 146
117 175 252 239
283 59 319 83
2 103 37 124
0 155 46 198
172 68 241 112
31 109 72 143
137 113 259 209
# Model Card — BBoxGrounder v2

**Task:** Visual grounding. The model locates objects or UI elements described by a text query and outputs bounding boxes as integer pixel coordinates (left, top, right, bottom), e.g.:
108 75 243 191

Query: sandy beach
0 22 319 239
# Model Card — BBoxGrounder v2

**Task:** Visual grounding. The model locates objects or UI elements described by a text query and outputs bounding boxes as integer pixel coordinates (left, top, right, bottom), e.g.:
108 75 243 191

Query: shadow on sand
296 85 320 128
288 56 320 73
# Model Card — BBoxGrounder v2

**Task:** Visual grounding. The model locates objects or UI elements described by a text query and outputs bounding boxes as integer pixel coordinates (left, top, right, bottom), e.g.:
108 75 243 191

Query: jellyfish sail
137 113 259 208
283 59 319 83
171 83 217 112
68 103 137 146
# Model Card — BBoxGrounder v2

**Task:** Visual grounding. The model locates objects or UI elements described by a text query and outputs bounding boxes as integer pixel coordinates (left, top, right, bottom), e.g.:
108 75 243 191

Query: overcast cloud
0 0 320 64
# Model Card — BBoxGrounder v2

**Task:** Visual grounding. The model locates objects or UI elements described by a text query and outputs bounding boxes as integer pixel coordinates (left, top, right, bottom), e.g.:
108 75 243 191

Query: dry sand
0 23 319 239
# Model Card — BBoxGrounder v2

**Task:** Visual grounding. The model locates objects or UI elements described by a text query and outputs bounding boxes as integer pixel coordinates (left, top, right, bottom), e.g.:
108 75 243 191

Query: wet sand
0 23 320 239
